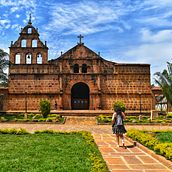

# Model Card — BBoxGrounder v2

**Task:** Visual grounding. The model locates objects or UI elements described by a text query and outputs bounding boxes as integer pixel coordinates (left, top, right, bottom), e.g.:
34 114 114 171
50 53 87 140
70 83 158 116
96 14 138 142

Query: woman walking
112 107 127 148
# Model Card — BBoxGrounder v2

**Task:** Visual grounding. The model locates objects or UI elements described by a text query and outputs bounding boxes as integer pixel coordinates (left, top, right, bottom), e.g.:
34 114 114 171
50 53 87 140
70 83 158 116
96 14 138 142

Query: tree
154 62 172 108
39 99 50 118
113 100 126 112
0 49 9 87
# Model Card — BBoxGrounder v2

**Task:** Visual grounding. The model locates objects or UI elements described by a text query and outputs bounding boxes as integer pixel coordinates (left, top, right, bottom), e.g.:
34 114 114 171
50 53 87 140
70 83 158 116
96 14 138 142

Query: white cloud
5 24 11 29
0 19 11 32
134 0 172 28
0 0 36 8
11 24 21 30
144 0 172 8
124 43 172 62
0 0 37 27
123 42 172 83
46 1 127 35
141 29 172 43
0 43 9 54
16 14 20 18
10 6 20 13
0 19 10 25
117 27 172 82
137 16 172 28
43 0 172 38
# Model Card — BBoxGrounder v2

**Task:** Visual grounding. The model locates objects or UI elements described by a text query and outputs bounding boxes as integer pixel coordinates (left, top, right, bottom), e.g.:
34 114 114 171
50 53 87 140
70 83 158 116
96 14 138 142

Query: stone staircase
57 110 113 116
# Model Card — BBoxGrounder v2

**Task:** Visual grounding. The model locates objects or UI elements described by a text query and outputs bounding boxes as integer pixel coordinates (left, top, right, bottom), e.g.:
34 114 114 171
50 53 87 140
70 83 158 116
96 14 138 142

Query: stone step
5 110 113 117
4 110 150 116
65 116 96 125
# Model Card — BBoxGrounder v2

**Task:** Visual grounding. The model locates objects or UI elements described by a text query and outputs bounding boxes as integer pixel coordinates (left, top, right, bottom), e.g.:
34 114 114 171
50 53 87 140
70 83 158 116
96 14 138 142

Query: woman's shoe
122 143 127 149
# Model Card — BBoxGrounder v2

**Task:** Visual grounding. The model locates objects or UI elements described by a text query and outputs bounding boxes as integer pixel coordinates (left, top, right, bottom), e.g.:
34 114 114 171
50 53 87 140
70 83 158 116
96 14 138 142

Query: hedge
127 130 172 160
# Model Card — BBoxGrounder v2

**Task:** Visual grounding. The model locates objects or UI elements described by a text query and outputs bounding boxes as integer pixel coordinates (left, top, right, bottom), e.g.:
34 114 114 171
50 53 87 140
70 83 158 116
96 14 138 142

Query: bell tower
9 14 48 65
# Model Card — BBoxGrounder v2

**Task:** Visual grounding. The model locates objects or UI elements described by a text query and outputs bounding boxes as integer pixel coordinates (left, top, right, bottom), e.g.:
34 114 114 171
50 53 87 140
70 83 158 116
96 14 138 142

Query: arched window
82 64 87 73
32 39 37 47
37 53 42 64
15 53 21 64
73 64 79 73
21 39 26 47
26 53 32 64
28 28 32 34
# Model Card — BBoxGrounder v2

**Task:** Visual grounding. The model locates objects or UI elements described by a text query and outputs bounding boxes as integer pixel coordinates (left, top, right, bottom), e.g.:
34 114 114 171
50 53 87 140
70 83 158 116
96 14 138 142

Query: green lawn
0 131 108 172
155 132 172 143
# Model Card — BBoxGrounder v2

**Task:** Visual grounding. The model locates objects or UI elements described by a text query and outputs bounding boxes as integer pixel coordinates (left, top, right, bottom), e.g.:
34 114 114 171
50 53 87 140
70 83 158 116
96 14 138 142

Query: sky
1 0 172 84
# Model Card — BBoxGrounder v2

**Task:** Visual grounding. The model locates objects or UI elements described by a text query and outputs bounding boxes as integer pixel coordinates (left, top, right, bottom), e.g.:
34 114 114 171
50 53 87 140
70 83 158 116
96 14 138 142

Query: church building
5 18 153 113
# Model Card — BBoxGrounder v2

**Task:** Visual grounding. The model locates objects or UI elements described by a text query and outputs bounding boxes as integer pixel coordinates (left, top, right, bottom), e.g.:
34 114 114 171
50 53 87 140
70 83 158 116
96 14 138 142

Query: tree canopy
154 62 172 106
0 49 9 87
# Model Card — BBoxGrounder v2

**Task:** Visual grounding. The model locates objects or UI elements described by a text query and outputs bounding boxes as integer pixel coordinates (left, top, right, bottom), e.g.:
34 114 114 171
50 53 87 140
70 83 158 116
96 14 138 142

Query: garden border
96 120 172 126
125 136 172 170
0 117 66 124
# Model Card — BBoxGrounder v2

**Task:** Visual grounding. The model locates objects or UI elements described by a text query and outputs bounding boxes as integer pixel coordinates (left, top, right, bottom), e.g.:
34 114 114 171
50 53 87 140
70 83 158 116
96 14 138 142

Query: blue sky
1 0 172 83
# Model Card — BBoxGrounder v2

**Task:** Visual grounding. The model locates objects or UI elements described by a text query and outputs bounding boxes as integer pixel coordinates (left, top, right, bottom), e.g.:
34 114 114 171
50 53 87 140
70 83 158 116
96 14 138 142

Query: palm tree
154 62 172 110
0 49 9 87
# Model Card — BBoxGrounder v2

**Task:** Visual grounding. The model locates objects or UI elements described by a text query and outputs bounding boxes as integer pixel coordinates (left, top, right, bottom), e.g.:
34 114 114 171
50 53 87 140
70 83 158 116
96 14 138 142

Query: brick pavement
94 133 172 172
0 121 171 172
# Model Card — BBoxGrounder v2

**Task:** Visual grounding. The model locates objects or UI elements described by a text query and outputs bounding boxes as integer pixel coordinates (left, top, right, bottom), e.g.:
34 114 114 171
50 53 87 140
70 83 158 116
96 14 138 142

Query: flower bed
97 113 172 125
0 113 65 124
127 129 172 161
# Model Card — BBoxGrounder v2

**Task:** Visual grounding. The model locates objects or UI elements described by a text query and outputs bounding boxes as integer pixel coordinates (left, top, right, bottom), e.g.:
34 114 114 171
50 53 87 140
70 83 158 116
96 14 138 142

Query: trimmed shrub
167 112 172 119
90 153 108 172
154 143 172 160
39 99 50 118
0 128 29 135
35 130 56 134
27 113 35 119
127 130 159 150
32 114 42 119
46 118 53 122
97 115 112 123
48 114 61 118
127 130 172 160
16 119 29 122
113 100 126 112
38 118 46 122
80 131 94 145
0 117 8 122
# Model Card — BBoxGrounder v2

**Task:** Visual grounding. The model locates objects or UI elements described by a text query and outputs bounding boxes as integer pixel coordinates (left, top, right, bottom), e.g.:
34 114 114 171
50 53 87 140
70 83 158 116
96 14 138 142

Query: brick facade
6 20 153 112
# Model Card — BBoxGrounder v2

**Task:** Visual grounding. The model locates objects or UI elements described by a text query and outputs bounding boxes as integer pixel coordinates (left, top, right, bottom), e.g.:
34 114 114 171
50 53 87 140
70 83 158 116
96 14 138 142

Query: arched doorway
71 82 89 110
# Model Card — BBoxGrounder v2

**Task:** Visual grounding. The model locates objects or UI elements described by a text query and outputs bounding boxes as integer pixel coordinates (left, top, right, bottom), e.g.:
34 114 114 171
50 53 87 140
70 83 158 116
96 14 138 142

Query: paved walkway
0 121 171 172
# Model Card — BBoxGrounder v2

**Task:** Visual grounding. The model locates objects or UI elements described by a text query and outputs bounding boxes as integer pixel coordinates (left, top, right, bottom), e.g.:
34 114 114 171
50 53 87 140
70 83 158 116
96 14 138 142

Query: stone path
0 121 171 172
94 134 172 172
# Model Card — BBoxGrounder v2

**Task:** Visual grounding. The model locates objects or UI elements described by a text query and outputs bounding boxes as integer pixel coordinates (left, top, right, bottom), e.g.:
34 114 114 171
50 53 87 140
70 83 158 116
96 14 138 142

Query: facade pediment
52 44 103 61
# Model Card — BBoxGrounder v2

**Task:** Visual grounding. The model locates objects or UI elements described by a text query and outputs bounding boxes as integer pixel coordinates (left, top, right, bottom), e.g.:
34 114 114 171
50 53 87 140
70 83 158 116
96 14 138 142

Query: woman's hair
115 107 122 113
